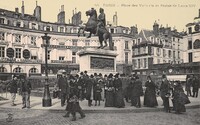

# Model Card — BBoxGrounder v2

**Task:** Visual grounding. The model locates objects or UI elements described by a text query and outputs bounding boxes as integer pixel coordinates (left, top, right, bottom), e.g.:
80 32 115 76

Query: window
156 48 160 56
85 40 90 46
16 22 21 27
173 37 175 41
178 51 180 59
138 47 140 54
15 48 21 58
188 53 193 63
47 50 50 60
151 37 154 42
31 23 37 29
13 67 22 73
59 56 64 60
173 51 176 59
125 41 129 49
140 59 143 67
0 18 4 24
138 38 141 44
15 34 21 43
144 58 147 68
0 47 5 57
31 36 36 45
29 68 38 73
168 50 171 58
133 40 136 45
133 59 137 68
0 67 7 73
31 56 37 60
60 27 64 32
151 47 154 55
138 59 140 68
157 59 160 64
72 52 76 55
72 57 76 63
46 26 51 31
111 29 114 33
188 41 192 50
0 32 5 40
188 27 192 34
125 52 128 64
143 47 146 54
72 39 78 46
163 49 166 57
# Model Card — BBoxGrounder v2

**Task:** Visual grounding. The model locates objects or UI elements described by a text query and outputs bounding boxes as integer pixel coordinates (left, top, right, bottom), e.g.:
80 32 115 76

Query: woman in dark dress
172 81 188 114
105 73 115 107
143 76 158 107
113 74 125 108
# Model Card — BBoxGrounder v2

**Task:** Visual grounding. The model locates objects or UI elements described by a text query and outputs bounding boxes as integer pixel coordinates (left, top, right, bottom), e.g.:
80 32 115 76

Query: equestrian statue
78 8 114 50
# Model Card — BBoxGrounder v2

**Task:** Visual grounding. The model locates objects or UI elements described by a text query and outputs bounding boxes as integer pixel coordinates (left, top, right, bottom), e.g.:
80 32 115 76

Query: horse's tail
109 34 114 50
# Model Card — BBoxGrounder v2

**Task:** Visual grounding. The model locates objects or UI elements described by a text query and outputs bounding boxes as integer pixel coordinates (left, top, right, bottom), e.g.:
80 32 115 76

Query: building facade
0 3 134 80
132 22 183 75
181 9 200 75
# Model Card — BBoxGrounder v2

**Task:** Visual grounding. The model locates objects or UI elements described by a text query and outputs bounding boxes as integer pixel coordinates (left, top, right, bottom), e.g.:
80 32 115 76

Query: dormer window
151 37 154 42
31 23 38 30
60 27 64 32
44 26 52 31
137 38 141 44
188 27 192 34
0 18 5 24
16 22 21 27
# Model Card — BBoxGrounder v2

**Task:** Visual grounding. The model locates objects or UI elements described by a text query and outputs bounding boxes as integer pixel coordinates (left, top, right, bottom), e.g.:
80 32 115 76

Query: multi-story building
181 9 200 75
0 2 134 80
132 22 183 75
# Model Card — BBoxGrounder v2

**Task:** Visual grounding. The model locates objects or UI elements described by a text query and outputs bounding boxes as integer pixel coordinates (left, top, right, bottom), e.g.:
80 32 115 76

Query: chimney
73 10 74 15
15 8 19 13
199 9 200 17
36 1 38 6
75 8 77 14
153 21 159 36
21 1 25 17
130 25 138 36
61 5 64 12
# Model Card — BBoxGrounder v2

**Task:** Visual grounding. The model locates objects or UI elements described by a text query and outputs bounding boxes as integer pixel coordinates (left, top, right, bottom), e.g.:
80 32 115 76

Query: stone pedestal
77 48 118 75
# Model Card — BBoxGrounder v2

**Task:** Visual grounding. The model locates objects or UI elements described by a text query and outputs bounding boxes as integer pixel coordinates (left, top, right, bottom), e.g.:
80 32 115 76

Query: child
64 76 85 121
94 83 102 106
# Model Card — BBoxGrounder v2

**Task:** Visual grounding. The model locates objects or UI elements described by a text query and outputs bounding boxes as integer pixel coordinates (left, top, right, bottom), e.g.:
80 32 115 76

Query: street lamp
42 33 52 107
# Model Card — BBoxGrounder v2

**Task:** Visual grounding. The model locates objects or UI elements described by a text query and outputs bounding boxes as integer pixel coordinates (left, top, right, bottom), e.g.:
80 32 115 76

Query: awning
31 50 37 56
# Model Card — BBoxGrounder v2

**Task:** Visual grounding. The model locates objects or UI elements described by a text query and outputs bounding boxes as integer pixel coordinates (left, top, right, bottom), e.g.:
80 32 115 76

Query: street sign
6 48 14 58
23 49 30 59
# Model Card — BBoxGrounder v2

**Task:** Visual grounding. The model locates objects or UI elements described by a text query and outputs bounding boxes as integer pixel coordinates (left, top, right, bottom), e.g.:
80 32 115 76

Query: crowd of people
55 71 199 121
0 72 199 121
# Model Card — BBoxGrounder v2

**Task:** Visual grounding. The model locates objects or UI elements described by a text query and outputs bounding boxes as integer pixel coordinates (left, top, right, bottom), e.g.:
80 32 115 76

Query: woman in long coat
172 81 188 114
143 76 158 107
113 74 125 108
105 73 115 107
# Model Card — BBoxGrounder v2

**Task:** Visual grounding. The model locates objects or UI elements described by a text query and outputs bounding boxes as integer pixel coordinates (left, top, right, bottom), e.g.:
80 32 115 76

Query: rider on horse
96 8 106 36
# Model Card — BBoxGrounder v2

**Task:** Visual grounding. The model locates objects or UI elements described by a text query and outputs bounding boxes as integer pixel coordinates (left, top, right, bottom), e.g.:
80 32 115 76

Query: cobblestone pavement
0 108 200 125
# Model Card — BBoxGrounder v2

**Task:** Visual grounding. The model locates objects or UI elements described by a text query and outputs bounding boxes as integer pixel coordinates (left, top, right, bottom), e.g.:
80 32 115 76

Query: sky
0 0 200 32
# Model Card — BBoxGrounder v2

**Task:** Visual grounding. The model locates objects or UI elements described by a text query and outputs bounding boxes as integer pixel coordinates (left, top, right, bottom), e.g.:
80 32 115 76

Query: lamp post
42 33 52 107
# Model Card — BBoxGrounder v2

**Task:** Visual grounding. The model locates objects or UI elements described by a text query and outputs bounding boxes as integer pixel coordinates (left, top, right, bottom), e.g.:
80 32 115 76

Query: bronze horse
78 8 114 50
